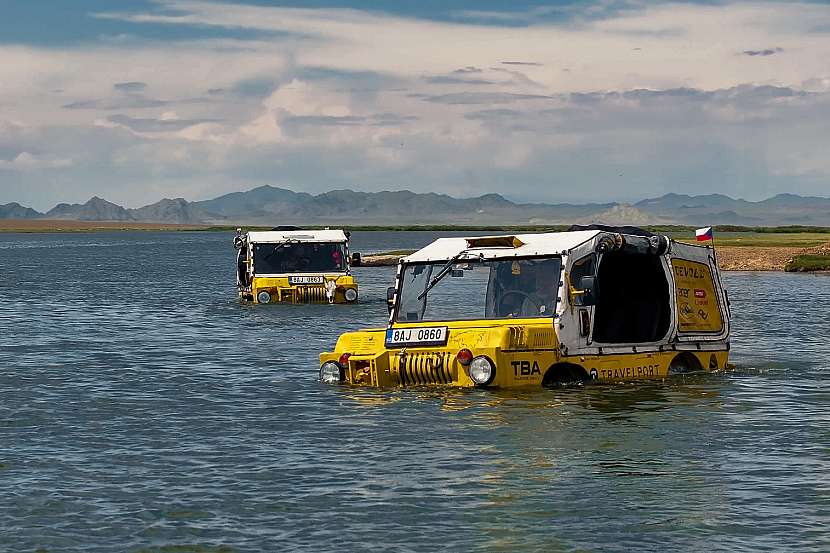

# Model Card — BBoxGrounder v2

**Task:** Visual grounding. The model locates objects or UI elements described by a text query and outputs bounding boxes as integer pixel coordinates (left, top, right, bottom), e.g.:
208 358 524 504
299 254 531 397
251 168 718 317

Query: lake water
0 231 827 552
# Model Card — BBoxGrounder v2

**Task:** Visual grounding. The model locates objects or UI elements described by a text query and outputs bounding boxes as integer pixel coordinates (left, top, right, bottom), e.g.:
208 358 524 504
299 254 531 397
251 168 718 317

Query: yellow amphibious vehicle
320 226 730 387
234 227 358 304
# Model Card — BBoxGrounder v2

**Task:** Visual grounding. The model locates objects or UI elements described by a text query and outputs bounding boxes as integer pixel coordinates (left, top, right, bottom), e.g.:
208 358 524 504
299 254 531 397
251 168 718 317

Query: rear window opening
592 251 671 344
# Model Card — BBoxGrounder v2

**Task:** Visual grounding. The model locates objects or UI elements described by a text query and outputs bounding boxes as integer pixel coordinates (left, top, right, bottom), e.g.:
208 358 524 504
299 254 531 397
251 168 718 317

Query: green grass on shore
785 254 830 272
676 232 830 248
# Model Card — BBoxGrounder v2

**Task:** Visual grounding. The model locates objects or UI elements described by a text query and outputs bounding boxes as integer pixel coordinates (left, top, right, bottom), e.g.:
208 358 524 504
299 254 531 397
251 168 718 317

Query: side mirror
576 275 597 306
351 252 362 267
386 286 396 313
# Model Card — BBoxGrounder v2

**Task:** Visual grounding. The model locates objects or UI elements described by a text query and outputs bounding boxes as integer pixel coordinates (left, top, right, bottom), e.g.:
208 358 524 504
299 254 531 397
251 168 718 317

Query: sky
1 0 829 210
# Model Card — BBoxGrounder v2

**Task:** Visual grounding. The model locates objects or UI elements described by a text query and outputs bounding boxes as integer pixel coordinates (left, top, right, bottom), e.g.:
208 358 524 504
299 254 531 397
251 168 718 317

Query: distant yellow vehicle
320 227 730 387
235 228 358 304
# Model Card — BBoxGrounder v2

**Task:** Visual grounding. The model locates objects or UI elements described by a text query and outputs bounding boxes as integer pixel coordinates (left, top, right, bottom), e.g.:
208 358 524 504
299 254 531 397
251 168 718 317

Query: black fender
668 352 704 375
542 362 590 388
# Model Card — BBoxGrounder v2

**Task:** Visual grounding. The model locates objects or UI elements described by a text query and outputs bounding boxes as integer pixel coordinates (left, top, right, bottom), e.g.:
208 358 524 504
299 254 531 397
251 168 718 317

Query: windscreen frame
392 255 564 324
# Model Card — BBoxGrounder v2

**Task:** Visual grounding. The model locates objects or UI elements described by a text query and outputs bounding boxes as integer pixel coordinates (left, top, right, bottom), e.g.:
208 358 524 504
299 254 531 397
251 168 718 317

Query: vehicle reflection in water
334 371 728 419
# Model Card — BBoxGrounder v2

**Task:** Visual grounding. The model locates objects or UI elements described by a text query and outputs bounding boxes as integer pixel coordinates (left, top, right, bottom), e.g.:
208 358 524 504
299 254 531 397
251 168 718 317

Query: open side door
669 243 730 343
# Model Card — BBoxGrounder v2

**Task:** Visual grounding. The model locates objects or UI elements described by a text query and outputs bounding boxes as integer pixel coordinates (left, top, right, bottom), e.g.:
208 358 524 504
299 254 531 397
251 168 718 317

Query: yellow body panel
671 259 724 333
249 274 358 304
319 319 729 388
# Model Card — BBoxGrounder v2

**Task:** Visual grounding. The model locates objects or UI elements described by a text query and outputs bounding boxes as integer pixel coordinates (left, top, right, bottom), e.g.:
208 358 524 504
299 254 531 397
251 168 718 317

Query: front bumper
246 276 358 304
320 349 482 387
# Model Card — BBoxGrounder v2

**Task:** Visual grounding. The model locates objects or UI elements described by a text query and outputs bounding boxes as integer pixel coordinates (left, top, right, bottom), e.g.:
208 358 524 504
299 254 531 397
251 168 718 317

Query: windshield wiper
263 239 297 262
417 250 472 300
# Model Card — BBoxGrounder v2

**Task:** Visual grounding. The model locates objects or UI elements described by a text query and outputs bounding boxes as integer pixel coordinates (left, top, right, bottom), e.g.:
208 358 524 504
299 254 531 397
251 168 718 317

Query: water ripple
0 232 828 552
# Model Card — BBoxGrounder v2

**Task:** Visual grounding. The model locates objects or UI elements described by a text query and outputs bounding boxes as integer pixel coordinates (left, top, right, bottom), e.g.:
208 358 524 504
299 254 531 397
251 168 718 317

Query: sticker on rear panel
672 259 723 333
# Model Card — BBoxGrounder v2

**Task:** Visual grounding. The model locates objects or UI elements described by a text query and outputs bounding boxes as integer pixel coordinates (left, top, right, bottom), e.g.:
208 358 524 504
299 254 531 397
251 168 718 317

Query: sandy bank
715 246 803 271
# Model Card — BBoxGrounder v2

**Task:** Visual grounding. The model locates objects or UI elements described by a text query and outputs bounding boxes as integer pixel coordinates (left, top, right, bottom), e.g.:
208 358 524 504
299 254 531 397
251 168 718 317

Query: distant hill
3 186 830 226
35 196 223 224
46 197 133 221
131 198 221 224
635 192 830 226
195 185 615 225
578 204 672 226
0 202 41 219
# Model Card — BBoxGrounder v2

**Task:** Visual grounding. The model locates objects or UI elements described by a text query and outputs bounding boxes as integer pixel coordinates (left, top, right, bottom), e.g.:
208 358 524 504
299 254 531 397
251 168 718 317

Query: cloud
453 66 483 74
107 114 220 133
230 74 282 97
64 97 169 110
423 75 496 85
450 6 564 24
742 47 784 57
282 113 417 128
421 92 552 105
0 151 72 170
3 0 830 209
113 81 148 92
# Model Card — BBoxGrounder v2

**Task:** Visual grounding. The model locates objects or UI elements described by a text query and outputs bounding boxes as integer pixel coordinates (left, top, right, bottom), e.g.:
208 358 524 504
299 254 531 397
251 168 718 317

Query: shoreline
2 219 827 272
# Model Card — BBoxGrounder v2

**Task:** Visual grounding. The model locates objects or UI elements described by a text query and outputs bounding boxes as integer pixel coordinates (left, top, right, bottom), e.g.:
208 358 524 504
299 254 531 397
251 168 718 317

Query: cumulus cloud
2 0 830 209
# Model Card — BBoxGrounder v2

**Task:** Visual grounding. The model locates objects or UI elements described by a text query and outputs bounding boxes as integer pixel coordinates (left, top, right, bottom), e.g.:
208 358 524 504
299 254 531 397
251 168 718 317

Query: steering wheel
499 290 543 316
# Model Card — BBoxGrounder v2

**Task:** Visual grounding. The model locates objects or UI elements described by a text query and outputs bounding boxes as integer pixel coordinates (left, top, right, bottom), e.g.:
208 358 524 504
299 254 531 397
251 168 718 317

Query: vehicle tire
668 352 703 375
542 363 589 388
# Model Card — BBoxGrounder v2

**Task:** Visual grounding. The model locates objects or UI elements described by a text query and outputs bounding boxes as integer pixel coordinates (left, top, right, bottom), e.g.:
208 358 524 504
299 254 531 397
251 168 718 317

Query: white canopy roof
403 230 601 263
246 229 348 244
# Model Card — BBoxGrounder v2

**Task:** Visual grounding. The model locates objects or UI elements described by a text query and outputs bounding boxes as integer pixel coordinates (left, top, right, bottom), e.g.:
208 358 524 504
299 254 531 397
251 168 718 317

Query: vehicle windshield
395 257 562 322
253 241 346 274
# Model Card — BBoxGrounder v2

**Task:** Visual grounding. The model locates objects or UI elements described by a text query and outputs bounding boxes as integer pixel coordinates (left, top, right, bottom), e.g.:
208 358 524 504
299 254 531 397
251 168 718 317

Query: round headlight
320 361 343 384
469 356 495 385
344 288 358 302
257 290 271 304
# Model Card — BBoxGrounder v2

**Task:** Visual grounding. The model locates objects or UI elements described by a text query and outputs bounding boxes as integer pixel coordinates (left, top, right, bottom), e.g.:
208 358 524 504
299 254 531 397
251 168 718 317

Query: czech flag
695 226 714 242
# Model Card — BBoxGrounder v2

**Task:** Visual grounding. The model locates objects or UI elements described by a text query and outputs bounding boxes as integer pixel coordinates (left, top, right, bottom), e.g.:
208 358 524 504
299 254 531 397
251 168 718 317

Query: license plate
289 276 324 285
385 326 448 347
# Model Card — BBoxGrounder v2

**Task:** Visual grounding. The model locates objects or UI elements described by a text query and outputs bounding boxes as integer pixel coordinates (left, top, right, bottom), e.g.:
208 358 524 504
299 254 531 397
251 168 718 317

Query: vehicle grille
292 286 328 303
390 351 455 385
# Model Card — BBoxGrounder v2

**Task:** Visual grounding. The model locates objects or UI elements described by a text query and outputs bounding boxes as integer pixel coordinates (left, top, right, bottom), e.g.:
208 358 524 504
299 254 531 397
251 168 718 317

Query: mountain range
2 186 830 226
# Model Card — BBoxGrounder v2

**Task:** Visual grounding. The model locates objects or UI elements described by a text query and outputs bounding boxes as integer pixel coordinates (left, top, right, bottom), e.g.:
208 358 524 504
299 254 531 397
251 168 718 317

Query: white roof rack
403 230 601 262
246 229 348 243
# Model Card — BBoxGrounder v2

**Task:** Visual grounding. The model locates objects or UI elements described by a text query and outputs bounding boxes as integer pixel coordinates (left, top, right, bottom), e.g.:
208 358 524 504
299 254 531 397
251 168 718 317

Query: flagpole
711 226 719 268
